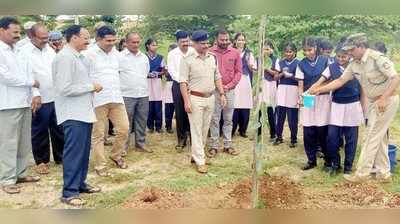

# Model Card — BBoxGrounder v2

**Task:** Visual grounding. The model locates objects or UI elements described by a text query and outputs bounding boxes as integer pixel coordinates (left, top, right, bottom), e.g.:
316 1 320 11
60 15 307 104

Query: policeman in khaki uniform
310 33 400 183
179 30 226 174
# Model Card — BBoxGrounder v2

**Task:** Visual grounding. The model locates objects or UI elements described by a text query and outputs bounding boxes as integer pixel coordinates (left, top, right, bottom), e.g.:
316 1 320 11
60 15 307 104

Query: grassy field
0 107 399 209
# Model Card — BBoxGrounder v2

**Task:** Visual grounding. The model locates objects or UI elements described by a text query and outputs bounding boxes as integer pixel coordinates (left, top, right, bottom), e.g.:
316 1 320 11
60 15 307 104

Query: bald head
125 32 141 54
125 32 141 42
31 23 49 49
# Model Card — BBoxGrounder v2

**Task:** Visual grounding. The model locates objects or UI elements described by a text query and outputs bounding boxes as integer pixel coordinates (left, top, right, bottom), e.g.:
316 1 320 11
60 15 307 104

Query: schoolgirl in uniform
273 41 300 148
308 41 365 175
163 44 178 134
295 37 331 170
232 32 257 138
318 38 335 64
261 41 279 142
145 38 166 133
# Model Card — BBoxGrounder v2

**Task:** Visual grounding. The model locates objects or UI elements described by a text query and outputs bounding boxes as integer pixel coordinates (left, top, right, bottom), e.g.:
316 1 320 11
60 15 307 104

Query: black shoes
273 138 283 146
302 162 317 170
175 138 188 152
79 184 101 194
344 169 352 175
239 132 248 138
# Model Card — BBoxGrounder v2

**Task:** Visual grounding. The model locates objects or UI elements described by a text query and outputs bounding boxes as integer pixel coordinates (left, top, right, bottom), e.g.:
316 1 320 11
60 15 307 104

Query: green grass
3 111 400 208
95 172 147 185
85 186 138 208
154 157 251 192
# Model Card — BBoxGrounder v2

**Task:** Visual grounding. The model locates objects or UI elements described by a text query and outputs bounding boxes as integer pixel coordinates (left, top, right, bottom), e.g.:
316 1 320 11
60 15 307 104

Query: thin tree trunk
251 15 267 208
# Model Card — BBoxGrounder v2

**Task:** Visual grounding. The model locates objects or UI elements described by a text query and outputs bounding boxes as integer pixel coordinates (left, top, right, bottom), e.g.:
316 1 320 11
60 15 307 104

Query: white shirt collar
123 48 143 57
170 47 193 58
25 41 52 53
179 47 194 57
0 40 13 51
92 43 117 56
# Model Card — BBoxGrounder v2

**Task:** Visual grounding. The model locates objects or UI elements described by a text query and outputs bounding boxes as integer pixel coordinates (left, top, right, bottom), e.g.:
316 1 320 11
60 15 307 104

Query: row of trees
138 15 400 57
15 15 400 56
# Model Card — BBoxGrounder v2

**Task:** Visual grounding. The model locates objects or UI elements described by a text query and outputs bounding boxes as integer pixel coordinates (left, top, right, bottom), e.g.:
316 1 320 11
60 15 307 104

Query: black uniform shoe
344 170 352 175
329 167 340 177
302 162 317 170
239 132 248 138
273 138 283 146
323 165 331 173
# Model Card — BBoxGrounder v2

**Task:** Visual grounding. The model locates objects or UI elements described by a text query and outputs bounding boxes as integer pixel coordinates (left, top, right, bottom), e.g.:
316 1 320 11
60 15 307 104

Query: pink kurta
261 80 277 106
329 101 364 127
276 85 299 108
162 81 174 104
148 78 162 101
300 94 331 127
234 74 253 109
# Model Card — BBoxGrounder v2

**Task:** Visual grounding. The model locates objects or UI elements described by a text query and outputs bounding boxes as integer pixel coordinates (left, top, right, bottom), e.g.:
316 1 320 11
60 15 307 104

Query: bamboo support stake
251 15 267 208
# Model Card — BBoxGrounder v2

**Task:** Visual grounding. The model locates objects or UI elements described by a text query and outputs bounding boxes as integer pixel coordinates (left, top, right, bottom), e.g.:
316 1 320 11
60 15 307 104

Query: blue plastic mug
303 94 315 108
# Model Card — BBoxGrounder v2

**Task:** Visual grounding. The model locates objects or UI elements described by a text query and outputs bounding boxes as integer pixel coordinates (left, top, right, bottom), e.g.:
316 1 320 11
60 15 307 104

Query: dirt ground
122 175 400 209
1 111 400 209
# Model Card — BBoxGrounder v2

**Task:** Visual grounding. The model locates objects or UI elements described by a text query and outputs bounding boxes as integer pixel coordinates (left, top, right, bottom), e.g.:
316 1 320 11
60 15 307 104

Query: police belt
190 90 213 98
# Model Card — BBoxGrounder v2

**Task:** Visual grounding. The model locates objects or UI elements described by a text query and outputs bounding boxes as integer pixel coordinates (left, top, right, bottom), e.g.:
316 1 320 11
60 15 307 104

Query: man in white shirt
119 32 152 153
0 17 41 194
15 21 36 50
53 25 103 206
18 23 64 175
167 30 195 151
85 26 129 177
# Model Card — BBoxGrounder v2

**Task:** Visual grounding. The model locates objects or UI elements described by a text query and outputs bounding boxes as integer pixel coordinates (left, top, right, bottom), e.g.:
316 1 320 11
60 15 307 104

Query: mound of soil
228 175 303 208
122 177 400 209
259 175 303 208
123 187 186 209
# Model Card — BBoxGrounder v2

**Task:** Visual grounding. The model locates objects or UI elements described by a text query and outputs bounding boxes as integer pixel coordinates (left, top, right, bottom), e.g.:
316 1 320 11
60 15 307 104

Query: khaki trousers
188 95 215 166
92 103 129 170
355 95 399 178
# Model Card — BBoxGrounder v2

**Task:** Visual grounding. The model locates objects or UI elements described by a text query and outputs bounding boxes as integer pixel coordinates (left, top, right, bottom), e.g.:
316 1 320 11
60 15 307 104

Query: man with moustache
179 30 226 174
209 29 242 157
119 32 152 154
167 30 195 151
0 17 41 194
18 23 64 175
53 25 103 206
15 21 36 49
85 26 129 177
